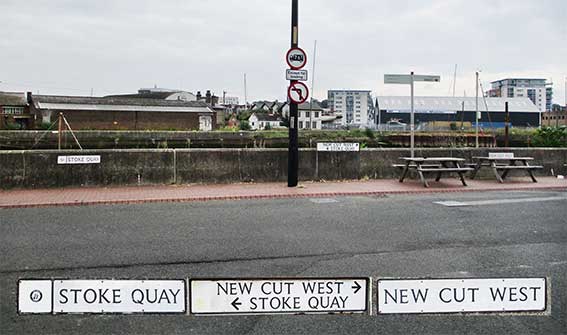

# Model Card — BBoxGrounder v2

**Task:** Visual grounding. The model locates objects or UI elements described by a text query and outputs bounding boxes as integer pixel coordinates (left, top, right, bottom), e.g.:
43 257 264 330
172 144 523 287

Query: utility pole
410 71 415 157
504 102 510 147
309 40 317 130
243 74 248 110
58 113 63 150
475 71 479 148
288 0 299 187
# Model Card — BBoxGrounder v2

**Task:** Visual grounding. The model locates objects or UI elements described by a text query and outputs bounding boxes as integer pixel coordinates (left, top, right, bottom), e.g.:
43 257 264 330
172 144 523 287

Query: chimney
196 91 202 100
26 92 33 104
206 90 212 105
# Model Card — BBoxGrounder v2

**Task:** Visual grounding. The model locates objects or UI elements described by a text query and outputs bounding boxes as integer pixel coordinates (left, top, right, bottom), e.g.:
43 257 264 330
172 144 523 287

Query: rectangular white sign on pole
377 278 546 314
317 143 360 152
57 155 101 165
190 278 369 315
489 152 515 159
286 69 309 81
384 74 440 85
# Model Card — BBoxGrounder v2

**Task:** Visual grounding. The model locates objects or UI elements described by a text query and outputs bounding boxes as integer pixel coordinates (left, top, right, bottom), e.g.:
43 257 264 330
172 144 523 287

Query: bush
38 122 53 130
264 124 272 131
239 121 251 131
364 128 375 139
531 126 567 147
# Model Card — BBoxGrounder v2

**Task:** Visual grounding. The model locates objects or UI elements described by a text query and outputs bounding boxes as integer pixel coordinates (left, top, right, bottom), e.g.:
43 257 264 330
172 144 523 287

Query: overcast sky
1 0 566 105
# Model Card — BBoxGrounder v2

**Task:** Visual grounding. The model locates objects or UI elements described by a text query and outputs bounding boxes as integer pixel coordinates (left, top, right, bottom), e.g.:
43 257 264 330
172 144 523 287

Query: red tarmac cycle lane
1 177 566 209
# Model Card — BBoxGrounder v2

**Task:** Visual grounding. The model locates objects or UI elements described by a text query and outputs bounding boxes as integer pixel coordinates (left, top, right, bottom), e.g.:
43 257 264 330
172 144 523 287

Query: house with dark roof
248 112 284 130
30 94 216 131
0 92 32 129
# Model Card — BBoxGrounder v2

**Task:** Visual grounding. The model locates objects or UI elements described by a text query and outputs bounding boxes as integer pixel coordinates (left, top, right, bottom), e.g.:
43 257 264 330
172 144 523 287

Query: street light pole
410 71 415 158
475 71 479 148
288 0 299 187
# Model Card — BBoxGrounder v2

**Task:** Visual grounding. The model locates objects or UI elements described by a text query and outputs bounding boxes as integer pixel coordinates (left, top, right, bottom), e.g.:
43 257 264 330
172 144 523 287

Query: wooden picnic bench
396 157 473 188
470 156 543 183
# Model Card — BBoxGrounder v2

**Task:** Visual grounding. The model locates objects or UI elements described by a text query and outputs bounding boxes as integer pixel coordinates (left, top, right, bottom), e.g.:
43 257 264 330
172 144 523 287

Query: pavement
1 176 566 208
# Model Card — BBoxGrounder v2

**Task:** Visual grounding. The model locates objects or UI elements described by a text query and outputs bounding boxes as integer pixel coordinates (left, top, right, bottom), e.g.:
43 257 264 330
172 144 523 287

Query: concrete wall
1 148 566 189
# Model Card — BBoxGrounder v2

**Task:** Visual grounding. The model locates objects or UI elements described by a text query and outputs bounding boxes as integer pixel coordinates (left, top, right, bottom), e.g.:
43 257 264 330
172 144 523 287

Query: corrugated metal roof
37 103 212 113
377 96 540 113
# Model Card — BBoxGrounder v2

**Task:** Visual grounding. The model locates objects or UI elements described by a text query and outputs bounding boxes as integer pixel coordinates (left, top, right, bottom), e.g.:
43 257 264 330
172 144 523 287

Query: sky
1 0 566 105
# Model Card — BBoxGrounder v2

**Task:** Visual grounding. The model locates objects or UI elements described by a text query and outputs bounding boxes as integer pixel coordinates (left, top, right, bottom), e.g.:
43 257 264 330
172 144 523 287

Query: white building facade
489 79 553 112
280 102 324 130
328 90 375 127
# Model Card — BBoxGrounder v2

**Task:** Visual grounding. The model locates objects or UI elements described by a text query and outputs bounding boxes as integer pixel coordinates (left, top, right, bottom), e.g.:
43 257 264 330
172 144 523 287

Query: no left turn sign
288 82 309 104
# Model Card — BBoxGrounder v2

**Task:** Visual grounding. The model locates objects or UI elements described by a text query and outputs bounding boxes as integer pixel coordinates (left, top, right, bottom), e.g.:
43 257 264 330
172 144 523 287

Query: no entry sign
288 82 309 104
286 47 307 70
190 278 369 315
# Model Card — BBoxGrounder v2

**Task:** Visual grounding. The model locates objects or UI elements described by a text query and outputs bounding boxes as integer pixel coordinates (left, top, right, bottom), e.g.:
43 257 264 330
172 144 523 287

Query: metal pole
504 101 510 147
288 0 299 187
244 73 248 110
377 98 381 132
309 40 317 130
475 71 479 148
58 112 63 150
410 71 415 157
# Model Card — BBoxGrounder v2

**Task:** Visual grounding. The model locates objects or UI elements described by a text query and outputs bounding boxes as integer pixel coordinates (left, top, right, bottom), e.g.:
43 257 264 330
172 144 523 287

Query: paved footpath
1 177 566 208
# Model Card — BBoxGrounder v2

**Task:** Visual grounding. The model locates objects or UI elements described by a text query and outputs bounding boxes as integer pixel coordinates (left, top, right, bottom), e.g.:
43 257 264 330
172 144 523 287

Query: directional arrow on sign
231 297 242 310
352 281 362 294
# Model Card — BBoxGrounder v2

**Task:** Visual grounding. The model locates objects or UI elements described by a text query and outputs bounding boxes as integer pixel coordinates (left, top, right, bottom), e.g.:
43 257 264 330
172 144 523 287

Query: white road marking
435 196 567 207
309 198 339 204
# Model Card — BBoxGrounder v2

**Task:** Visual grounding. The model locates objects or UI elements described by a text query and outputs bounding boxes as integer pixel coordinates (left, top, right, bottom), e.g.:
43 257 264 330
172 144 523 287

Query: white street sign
19 280 53 314
384 74 441 85
288 82 309 104
190 278 369 315
286 69 308 81
489 152 515 159
377 278 546 314
57 155 101 165
317 143 360 152
286 47 307 70
49 280 186 314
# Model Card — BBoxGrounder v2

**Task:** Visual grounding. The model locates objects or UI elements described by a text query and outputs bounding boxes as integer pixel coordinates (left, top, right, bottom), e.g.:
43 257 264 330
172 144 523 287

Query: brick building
0 92 32 129
31 95 215 131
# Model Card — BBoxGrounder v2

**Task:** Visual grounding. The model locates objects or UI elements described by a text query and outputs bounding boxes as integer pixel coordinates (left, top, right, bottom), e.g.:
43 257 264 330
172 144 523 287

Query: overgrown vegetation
531 126 567 147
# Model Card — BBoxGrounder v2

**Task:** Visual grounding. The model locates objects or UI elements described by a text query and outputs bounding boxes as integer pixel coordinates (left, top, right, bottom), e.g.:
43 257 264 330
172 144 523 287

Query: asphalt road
1 190 566 334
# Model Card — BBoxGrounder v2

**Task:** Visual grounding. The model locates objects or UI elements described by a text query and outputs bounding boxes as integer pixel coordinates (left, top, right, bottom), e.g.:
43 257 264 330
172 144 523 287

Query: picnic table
469 156 543 183
396 157 473 188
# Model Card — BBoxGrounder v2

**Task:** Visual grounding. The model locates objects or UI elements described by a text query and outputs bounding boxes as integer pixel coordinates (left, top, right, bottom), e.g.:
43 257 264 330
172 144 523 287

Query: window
299 121 303 128
314 112 319 118
312 121 316 129
305 111 310 118
2 107 24 115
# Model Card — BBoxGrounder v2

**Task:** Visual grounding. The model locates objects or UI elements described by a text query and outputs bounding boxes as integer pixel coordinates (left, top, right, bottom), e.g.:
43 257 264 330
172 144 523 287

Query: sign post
384 73 441 157
287 0 301 187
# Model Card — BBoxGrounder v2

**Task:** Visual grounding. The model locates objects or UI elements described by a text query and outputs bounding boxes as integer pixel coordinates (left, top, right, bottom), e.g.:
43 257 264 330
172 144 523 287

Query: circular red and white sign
288 82 309 104
286 47 307 70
